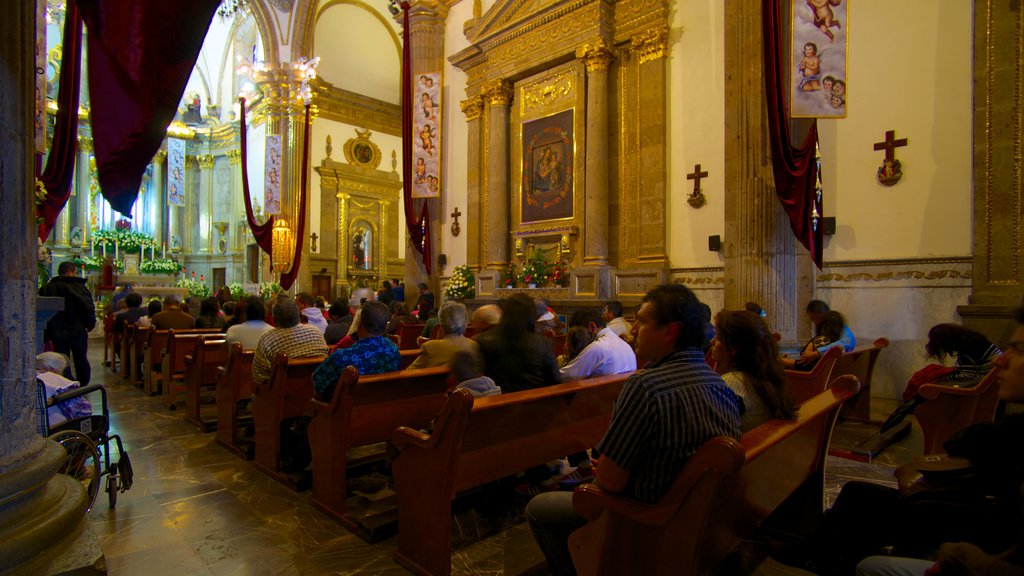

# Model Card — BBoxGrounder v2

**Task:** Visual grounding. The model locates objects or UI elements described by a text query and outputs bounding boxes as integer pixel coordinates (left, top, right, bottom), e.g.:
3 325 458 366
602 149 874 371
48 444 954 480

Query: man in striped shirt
252 296 328 386
527 284 742 576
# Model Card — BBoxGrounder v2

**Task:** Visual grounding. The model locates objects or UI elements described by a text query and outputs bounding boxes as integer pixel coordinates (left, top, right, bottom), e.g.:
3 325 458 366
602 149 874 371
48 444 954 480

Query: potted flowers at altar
177 274 213 299
228 283 247 299
519 250 554 288
140 258 178 275
501 262 518 288
550 258 570 288
444 265 476 300
72 254 124 272
259 281 283 301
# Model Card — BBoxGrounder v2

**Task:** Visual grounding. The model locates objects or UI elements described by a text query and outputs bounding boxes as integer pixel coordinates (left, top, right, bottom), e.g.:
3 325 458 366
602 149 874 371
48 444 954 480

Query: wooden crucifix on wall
686 164 708 208
873 130 908 186
450 207 461 237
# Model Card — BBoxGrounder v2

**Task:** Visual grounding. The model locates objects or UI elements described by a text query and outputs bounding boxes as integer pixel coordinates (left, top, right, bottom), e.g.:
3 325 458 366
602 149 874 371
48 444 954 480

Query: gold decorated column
577 39 614 267
152 148 167 248
461 95 484 271
482 79 512 270
197 154 215 254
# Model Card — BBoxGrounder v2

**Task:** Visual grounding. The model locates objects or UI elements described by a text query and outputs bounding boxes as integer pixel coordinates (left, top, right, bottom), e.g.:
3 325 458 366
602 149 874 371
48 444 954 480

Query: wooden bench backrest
253 354 325 480
163 331 222 408
567 376 859 576
398 323 426 350
916 368 1000 454
214 343 256 456
400 348 419 369
307 365 451 523
184 337 229 427
784 345 842 404
832 337 889 421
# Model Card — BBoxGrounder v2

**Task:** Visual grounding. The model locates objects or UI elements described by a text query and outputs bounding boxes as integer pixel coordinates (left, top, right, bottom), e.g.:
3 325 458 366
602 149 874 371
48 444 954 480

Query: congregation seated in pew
406 301 478 371
224 295 273 351
252 296 328 386
312 301 400 402
475 293 559 394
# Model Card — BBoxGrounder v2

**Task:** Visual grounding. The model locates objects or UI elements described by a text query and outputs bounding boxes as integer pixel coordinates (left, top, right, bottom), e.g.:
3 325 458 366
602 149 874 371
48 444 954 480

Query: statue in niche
352 226 369 269
183 92 202 124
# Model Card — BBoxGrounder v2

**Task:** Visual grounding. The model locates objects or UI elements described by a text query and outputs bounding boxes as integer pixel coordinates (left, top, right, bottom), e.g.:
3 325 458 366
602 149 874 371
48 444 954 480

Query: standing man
39 262 97 385
526 284 742 576
602 300 631 338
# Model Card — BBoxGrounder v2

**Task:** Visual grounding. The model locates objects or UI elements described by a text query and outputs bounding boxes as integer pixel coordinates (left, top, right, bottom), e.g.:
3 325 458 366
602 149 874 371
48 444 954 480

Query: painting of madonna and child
521 108 574 224
791 0 847 119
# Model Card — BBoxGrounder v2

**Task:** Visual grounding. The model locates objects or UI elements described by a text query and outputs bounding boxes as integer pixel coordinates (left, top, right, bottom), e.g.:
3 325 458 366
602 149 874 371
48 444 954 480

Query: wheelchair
45 384 133 511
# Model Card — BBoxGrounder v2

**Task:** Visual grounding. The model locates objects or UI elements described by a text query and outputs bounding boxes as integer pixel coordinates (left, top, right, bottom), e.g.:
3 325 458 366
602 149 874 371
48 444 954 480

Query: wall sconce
271 219 293 273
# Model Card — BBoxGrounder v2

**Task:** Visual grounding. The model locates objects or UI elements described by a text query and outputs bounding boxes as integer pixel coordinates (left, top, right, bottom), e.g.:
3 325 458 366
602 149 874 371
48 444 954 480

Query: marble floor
72 343 921 575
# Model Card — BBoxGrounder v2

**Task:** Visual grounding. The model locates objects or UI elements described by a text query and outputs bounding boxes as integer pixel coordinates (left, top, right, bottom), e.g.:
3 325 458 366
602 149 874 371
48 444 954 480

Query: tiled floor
75 343 921 575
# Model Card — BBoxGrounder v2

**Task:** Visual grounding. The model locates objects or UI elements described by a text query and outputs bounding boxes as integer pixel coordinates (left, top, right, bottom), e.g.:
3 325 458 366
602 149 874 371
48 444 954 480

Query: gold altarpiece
451 0 671 300
313 130 403 297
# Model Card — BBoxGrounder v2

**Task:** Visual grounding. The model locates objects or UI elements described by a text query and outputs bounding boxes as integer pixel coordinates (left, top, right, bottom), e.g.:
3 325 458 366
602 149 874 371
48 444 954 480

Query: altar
90 273 186 302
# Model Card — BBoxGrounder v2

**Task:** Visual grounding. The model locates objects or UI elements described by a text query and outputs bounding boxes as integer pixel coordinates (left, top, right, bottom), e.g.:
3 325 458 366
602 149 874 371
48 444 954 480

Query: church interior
1 0 1022 573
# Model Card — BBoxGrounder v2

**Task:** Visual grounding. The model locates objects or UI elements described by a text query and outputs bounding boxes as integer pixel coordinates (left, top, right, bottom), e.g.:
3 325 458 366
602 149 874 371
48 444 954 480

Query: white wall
314 3 401 105
440 0 474 271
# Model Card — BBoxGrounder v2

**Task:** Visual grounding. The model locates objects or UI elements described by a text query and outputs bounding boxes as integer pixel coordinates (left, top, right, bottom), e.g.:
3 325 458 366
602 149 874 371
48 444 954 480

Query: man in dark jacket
39 262 97 385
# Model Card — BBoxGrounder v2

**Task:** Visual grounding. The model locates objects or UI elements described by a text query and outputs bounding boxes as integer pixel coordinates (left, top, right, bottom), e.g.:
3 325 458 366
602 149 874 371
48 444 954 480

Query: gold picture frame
790 0 849 119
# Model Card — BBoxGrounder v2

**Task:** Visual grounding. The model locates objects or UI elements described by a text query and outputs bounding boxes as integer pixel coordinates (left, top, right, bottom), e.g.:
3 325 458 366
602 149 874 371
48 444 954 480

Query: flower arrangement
501 262 518 288
228 282 247 299
177 276 213 299
259 281 283 301
72 255 124 271
92 228 156 254
550 258 569 287
444 265 476 300
140 258 178 274
518 249 570 288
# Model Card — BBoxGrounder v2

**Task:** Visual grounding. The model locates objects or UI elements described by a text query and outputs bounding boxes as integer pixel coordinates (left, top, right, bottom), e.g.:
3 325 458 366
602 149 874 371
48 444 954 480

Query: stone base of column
0 440 105 575
572 266 614 300
474 269 501 298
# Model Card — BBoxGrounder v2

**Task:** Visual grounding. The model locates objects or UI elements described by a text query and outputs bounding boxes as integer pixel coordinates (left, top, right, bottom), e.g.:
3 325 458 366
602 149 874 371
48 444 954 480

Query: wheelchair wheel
106 473 118 509
49 430 101 513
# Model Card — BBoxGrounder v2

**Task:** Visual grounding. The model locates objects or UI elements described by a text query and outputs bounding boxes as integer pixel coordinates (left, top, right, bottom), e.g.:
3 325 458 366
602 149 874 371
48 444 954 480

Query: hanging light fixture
271 218 293 273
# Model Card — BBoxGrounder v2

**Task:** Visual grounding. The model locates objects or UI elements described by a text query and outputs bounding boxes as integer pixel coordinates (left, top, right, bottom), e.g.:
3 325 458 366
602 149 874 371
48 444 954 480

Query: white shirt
225 320 274 351
559 327 637 381
605 316 632 338
301 307 328 333
721 371 769 432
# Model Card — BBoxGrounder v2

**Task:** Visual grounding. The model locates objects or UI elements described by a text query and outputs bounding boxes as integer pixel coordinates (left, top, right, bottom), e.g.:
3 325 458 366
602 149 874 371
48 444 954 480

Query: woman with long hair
713 309 796 431
781 310 845 370
924 323 1001 383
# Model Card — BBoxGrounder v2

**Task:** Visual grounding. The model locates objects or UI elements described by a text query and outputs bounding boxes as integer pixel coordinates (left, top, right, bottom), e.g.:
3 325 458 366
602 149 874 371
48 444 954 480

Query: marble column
959 0 1024 338
404 0 448 291
577 39 613 267
198 154 215 254
482 79 512 271
74 137 94 251
0 1 98 572
152 148 167 250
461 95 484 273
723 0 812 341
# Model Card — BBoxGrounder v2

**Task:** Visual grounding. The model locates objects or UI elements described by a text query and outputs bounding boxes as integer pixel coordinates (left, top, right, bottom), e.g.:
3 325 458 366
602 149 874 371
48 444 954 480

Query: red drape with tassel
37 0 83 242
238 97 275 256
400 2 431 274
762 0 823 269
279 105 311 291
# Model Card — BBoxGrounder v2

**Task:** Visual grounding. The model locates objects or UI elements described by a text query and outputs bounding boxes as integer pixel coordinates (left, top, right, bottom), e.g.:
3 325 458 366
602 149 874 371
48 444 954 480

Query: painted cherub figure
806 0 842 42
418 124 436 156
799 42 822 91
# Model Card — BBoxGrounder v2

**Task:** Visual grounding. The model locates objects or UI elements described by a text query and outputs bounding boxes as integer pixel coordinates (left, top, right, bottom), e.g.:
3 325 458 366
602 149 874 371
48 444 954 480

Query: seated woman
557 325 595 368
195 296 227 330
713 310 796 432
780 310 844 371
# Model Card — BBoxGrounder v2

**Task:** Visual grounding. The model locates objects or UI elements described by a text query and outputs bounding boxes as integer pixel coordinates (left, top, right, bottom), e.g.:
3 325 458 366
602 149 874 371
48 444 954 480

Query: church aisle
76 341 917 575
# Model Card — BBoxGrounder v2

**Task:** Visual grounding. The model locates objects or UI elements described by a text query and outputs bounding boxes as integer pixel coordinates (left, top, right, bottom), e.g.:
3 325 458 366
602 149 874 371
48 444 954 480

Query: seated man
151 296 196 330
535 298 564 334
113 292 147 332
602 300 631 338
251 296 328 386
469 304 502 334
407 301 478 370
559 308 637 382
526 284 743 576
312 301 401 402
797 300 856 366
225 296 274 351
296 292 327 334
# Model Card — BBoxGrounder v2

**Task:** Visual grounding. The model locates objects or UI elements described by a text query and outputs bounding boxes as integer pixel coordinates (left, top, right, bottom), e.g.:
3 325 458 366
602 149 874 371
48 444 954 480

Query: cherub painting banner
412 71 441 198
791 0 848 118
264 134 282 215
521 109 574 224
167 138 186 207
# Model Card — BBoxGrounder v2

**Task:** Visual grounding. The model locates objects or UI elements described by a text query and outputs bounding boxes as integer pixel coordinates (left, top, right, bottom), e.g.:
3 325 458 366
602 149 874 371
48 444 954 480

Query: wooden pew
400 348 419 369
129 325 149 388
832 337 889 422
391 372 632 576
307 365 451 537
215 343 256 459
142 328 221 395
119 323 135 381
161 331 223 409
916 368 1000 455
567 376 860 576
398 323 426 350
252 354 326 489
784 345 842 404
184 337 229 431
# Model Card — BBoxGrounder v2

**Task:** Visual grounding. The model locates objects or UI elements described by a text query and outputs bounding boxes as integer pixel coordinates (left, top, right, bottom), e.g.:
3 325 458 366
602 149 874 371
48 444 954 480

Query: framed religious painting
791 0 848 118
412 71 442 198
512 61 585 230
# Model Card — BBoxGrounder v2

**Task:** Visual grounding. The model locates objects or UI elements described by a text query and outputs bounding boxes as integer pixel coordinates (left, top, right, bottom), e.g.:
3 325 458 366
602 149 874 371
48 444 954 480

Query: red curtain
78 0 220 216
238 97 275 256
400 2 432 274
279 105 311 291
762 0 823 269
37 0 83 242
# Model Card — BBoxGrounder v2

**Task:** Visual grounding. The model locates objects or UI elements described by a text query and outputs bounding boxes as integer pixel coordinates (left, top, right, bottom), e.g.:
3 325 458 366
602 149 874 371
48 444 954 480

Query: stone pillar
723 0 811 341
0 1 98 572
631 26 669 266
461 95 484 273
404 0 448 292
959 0 1024 340
184 154 198 254
577 39 614 268
152 148 167 249
482 79 512 271
74 137 94 251
197 154 215 254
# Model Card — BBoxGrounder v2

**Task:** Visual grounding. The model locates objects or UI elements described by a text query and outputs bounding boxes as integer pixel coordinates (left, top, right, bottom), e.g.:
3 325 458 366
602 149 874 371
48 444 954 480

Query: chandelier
271 218 293 273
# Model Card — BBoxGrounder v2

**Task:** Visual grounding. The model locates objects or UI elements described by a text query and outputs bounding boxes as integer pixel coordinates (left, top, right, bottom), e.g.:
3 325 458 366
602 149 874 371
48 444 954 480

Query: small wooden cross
310 232 318 252
873 130 908 186
686 164 708 208
450 207 462 237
